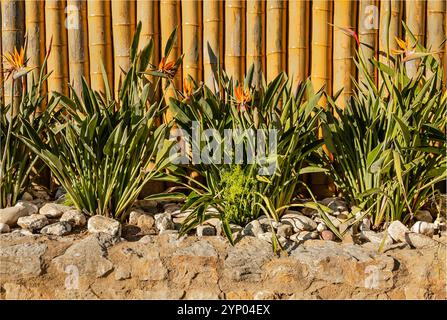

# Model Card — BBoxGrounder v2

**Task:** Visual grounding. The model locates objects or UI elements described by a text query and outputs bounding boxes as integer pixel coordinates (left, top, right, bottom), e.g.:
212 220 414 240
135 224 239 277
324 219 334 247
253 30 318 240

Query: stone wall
0 232 445 300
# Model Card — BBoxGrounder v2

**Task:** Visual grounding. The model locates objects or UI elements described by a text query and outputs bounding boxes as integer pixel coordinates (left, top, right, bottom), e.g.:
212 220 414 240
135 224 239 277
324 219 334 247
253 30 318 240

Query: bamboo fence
1 0 446 189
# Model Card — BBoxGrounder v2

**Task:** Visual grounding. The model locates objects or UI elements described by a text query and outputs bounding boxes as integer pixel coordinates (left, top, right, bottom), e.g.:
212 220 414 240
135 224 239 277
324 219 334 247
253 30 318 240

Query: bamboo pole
426 0 445 79
203 0 223 91
246 0 265 88
136 0 159 71
1 0 25 115
266 0 286 82
87 0 113 94
225 0 245 83
379 0 402 67
358 0 378 85
405 0 425 78
111 0 135 98
182 0 202 82
0 6 3 106
333 0 356 109
311 0 333 194
160 0 181 122
25 0 46 93
67 0 89 96
288 0 309 91
45 0 69 96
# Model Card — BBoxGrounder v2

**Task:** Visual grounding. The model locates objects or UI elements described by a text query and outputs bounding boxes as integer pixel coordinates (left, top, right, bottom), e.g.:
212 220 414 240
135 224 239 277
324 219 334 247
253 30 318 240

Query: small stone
387 220 410 242
39 203 71 218
128 210 143 225
410 221 435 237
17 214 49 231
55 186 66 199
137 214 155 230
60 210 87 227
414 210 433 223
317 222 327 232
206 218 222 235
21 192 33 201
297 230 319 241
15 201 38 215
154 213 175 232
257 231 273 243
243 220 264 237
254 290 278 300
321 230 335 241
197 225 216 236
87 215 121 237
404 232 438 248
40 221 72 236
337 211 349 219
434 216 446 231
320 197 348 212
171 209 193 224
163 203 182 213
276 224 293 238
359 218 371 231
257 216 273 231
0 206 29 226
281 214 317 232
0 223 10 233
360 230 393 245
115 266 131 280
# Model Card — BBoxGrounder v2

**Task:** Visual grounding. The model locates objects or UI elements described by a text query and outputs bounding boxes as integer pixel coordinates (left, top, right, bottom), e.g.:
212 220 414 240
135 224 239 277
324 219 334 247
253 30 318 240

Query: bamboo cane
311 0 333 194
225 0 245 83
67 0 89 96
405 0 425 78
203 0 223 91
182 0 202 82
111 0 135 98
25 0 46 94
379 0 402 66
1 0 25 115
136 0 159 70
45 0 69 96
246 0 265 88
0 6 3 106
266 0 286 82
358 0 378 85
87 0 113 94
333 0 356 109
160 0 181 122
288 0 309 91
426 0 445 79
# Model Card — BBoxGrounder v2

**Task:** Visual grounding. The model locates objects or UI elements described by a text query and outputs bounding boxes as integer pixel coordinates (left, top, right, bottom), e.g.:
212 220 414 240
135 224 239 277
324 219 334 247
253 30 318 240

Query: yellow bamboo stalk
246 0 265 88
333 0 356 109
358 0 378 85
136 0 159 67
225 0 245 83
311 0 333 192
379 0 402 65
67 0 89 96
182 0 202 82
111 0 135 98
203 0 223 91
45 0 69 96
25 0 46 92
266 0 286 82
160 0 181 122
288 0 309 90
405 0 425 78
426 0 445 79
0 7 3 106
87 0 113 93
1 0 25 114
311 0 332 102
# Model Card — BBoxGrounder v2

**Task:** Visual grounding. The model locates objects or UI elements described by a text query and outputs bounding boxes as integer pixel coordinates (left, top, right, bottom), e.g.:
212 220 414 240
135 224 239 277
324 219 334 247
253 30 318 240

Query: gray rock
171 209 193 224
414 210 433 223
128 210 143 225
257 231 273 243
359 218 371 231
39 203 71 218
154 213 175 232
404 232 438 249
297 231 319 241
17 214 49 231
410 221 435 237
281 213 317 232
21 192 33 201
256 216 273 232
0 243 47 279
320 197 348 212
197 225 216 236
87 215 121 237
60 210 87 227
41 221 72 236
434 216 446 231
243 220 264 237
277 223 293 238
387 220 410 242
0 202 36 226
0 222 10 233
316 222 327 232
137 214 155 230
163 203 182 214
360 230 393 245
